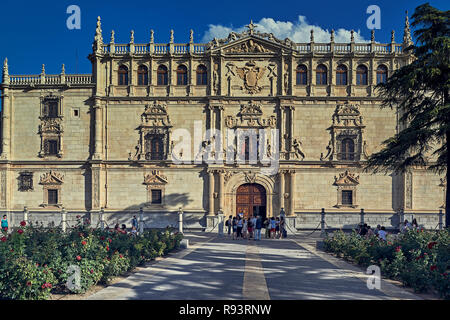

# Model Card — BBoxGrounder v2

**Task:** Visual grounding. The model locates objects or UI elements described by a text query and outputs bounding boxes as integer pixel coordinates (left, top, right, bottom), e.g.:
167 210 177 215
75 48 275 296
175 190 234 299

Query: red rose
90 269 94 274
20 221 26 227
1 236 6 242
76 255 81 261
41 284 46 289
430 265 437 271
26 281 32 286
17 229 24 234
108 238 112 243
119 254 123 258
100 236 105 241
106 246 109 251
395 246 401 252
81 240 87 246
427 242 437 249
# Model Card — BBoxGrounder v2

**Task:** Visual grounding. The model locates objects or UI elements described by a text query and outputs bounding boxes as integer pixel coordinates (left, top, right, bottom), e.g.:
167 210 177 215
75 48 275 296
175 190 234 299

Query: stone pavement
86 231 421 300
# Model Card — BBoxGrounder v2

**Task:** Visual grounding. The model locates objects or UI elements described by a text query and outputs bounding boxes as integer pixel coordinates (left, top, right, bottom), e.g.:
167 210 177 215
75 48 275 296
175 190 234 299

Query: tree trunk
446 131 450 228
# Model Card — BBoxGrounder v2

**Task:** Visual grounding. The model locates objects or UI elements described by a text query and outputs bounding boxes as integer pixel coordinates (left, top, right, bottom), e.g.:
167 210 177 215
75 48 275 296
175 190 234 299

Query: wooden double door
236 183 266 219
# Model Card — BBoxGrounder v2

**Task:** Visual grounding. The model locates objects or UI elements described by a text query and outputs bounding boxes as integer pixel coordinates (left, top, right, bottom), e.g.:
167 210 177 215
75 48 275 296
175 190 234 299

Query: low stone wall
293 211 443 231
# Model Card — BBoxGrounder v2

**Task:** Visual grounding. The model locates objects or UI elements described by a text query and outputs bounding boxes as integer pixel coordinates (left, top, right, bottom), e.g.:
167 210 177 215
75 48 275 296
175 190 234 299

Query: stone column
279 170 285 214
208 170 215 216
289 170 296 216
93 102 102 159
219 170 224 210
289 106 295 152
279 106 285 156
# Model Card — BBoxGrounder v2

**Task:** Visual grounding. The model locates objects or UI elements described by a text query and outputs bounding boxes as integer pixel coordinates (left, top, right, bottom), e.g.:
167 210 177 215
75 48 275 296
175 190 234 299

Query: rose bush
324 229 449 299
0 218 183 300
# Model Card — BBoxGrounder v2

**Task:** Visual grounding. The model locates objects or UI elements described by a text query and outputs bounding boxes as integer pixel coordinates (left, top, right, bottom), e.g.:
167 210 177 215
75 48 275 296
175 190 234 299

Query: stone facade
0 16 444 231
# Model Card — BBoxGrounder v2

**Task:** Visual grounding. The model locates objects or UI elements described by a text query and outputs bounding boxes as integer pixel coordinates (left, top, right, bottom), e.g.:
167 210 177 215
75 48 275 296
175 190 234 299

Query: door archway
236 183 266 219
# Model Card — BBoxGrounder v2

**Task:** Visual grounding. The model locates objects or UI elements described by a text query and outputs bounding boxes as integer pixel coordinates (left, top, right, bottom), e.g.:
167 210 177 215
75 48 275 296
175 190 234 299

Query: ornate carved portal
38 94 64 158
129 101 172 161
236 183 266 219
39 170 64 208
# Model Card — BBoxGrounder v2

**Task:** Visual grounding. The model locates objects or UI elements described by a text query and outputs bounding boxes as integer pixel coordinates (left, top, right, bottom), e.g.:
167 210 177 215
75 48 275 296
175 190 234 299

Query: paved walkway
87 232 421 300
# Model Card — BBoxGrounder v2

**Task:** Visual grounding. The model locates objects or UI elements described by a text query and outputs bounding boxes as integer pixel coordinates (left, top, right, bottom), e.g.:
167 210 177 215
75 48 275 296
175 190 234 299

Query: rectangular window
45 140 58 155
48 189 58 205
342 190 353 206
151 189 162 204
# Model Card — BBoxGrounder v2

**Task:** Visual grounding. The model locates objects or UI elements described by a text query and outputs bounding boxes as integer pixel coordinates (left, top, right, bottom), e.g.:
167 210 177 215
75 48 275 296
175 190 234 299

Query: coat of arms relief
236 61 266 94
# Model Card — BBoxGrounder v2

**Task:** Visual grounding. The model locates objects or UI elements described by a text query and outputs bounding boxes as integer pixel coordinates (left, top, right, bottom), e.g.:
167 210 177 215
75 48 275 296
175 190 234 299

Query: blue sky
0 0 448 75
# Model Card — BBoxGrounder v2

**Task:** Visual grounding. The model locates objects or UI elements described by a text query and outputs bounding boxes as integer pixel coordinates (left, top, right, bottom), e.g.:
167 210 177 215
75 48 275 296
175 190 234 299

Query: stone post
139 207 144 234
218 209 224 236
320 208 326 236
438 209 443 230
100 207 105 230
360 208 365 225
23 206 28 224
61 207 67 233
178 207 183 234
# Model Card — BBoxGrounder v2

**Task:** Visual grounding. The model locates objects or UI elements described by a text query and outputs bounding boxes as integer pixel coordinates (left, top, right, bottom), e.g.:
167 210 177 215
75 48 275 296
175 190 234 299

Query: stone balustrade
8 74 93 86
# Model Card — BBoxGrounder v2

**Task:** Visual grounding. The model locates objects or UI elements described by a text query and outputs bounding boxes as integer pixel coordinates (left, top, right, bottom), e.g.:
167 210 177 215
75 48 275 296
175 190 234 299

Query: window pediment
334 170 359 186
143 170 168 185
39 170 64 185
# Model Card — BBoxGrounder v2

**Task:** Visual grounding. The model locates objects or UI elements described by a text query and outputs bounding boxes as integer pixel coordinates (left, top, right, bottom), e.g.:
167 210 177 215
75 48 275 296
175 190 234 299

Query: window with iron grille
151 189 162 204
45 139 59 155
48 189 58 205
342 190 353 206
43 99 59 118
18 172 33 191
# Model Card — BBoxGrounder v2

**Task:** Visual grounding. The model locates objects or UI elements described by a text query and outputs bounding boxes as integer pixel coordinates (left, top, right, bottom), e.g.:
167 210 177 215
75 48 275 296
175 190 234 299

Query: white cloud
201 16 368 43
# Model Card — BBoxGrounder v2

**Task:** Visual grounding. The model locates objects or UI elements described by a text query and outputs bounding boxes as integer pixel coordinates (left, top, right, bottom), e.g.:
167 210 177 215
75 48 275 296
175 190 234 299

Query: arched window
137 65 148 85
377 65 388 84
316 64 327 85
296 64 308 85
118 65 128 86
336 65 348 85
177 65 188 85
196 65 207 85
145 134 164 160
340 138 355 160
157 65 168 85
356 65 368 85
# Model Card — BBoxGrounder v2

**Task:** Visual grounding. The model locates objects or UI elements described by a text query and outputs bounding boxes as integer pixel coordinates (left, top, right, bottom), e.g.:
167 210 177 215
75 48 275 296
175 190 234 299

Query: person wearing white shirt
378 226 387 241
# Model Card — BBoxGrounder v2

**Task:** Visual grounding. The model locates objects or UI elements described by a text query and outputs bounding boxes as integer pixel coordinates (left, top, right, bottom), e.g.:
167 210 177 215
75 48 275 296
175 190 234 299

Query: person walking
251 215 257 239
232 217 237 240
131 215 138 231
1 215 8 234
263 217 270 238
270 217 276 239
236 216 243 239
275 217 281 239
226 215 232 236
255 215 262 241
242 218 248 239
280 216 286 238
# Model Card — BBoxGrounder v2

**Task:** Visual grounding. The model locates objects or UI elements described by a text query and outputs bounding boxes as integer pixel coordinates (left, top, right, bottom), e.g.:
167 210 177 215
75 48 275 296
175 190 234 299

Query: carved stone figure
292 139 305 160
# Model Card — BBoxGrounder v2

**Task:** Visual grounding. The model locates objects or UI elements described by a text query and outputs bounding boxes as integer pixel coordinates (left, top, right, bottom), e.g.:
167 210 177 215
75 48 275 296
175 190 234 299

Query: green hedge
0 219 183 300
323 229 450 299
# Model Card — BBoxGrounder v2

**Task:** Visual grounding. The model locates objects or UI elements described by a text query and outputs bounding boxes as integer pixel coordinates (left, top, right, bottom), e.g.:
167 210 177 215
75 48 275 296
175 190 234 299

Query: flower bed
0 218 183 300
323 229 450 299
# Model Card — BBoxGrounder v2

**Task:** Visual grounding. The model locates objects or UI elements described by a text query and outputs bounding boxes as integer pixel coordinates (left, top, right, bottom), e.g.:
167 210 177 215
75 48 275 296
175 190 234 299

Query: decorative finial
150 29 154 43
61 64 65 75
391 30 395 43
94 16 103 47
350 30 355 42
170 29 174 43
403 10 413 46
130 30 134 44
2 58 9 83
310 29 314 42
246 20 256 35
330 29 335 42
41 64 45 75
190 29 194 43
371 29 375 42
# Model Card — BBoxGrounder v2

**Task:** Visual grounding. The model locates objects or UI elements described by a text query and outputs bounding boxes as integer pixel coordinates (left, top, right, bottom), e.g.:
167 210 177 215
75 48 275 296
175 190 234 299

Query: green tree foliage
365 3 450 226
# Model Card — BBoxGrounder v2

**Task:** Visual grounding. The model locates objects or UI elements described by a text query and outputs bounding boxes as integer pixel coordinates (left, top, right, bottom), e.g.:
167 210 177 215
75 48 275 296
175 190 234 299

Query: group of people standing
225 212 287 240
